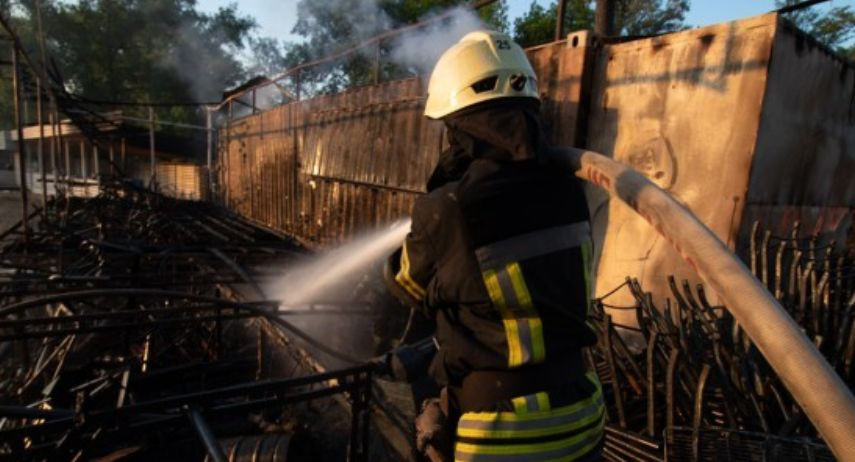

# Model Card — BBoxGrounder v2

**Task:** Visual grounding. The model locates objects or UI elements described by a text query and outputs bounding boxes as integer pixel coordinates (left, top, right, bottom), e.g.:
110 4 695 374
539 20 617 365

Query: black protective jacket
387 100 597 403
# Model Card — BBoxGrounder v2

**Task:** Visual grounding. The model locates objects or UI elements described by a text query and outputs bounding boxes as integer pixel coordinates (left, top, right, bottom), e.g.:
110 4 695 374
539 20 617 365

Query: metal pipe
49 110 56 196
118 114 208 131
187 410 227 462
555 0 567 41
11 44 29 244
37 78 47 202
595 0 615 36
206 109 213 198
549 147 855 461
148 106 156 190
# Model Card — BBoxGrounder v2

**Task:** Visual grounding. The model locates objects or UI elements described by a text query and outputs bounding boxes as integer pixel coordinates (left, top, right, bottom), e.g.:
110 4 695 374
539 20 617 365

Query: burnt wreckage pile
0 182 852 462
590 221 854 461
0 184 374 461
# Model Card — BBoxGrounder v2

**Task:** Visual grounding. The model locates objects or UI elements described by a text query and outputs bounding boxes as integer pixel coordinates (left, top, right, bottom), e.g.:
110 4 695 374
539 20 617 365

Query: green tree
1 0 257 127
513 0 689 48
777 0 855 59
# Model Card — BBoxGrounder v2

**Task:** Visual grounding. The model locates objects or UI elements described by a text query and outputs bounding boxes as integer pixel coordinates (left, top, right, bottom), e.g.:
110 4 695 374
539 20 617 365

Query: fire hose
548 147 855 461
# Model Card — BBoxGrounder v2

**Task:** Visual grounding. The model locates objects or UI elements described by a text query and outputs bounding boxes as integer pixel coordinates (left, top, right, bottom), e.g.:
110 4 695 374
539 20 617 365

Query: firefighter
385 30 604 461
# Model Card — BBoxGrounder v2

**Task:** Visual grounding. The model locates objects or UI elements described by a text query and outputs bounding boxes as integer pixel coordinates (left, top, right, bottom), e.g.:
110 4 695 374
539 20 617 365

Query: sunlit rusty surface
218 40 592 248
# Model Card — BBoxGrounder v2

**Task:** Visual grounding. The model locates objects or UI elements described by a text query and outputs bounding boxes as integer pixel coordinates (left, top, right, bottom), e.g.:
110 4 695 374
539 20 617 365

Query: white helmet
424 31 539 119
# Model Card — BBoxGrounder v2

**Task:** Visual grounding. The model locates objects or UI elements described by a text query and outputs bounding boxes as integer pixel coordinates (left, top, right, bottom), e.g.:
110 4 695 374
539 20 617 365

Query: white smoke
387 6 490 77
292 2 490 83
158 20 241 102
263 219 411 366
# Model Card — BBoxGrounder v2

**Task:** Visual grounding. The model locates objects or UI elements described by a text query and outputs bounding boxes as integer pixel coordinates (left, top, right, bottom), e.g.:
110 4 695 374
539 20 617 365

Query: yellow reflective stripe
506 263 534 309
459 379 602 423
395 241 426 300
483 269 524 366
535 392 550 412
512 396 528 414
509 392 551 417
506 263 545 364
456 402 604 439
455 412 604 456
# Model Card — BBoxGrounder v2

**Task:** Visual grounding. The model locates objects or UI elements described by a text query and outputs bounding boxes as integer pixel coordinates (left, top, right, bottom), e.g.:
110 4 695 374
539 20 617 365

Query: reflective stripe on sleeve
395 240 427 301
475 222 591 269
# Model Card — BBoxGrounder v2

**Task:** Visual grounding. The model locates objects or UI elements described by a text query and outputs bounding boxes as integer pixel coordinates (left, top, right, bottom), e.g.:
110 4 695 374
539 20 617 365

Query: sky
196 0 855 44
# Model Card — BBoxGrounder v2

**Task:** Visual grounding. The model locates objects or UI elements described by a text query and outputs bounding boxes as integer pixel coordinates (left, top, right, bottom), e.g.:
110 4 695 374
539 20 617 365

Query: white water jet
265 218 411 307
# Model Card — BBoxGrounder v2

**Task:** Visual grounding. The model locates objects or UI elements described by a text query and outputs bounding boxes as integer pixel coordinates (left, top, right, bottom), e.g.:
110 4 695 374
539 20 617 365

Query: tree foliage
513 0 689 48
777 0 855 59
1 0 257 127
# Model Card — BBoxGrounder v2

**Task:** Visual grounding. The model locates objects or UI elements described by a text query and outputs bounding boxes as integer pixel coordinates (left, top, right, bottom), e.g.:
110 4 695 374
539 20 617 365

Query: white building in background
0 113 208 200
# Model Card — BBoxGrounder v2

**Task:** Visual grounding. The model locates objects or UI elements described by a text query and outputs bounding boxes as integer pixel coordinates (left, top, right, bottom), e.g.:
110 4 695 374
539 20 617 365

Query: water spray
266 219 411 307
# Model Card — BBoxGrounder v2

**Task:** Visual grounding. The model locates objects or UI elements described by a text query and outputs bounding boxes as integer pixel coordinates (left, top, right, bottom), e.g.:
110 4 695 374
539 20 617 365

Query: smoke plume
387 6 490 77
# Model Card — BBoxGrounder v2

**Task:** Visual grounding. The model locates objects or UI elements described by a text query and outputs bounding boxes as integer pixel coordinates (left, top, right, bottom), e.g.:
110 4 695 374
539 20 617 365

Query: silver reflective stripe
475 222 591 270
454 415 604 462
524 394 540 412
457 392 603 433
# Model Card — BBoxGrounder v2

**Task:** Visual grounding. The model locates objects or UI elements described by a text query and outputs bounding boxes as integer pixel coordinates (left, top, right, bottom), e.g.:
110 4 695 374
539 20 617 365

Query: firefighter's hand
415 398 451 462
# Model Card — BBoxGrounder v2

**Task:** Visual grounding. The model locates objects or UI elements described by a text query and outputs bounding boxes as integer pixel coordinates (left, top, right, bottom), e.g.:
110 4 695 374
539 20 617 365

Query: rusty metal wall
584 14 778 322
218 38 592 248
218 13 854 315
219 79 441 247
739 17 855 246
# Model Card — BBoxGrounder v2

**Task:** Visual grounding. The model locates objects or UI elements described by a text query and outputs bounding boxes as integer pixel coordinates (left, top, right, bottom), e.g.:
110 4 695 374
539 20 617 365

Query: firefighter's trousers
452 372 604 461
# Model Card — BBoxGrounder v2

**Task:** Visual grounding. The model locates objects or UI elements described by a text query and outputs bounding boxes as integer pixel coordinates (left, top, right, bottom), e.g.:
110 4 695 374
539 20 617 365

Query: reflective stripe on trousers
454 372 605 461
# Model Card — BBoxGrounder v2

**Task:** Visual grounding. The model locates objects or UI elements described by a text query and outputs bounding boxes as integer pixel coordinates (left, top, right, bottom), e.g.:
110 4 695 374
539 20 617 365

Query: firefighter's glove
415 398 451 462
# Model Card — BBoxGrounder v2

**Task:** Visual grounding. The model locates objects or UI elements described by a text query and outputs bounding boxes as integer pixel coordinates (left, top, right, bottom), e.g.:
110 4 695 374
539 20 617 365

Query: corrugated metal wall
157 162 206 200
219 79 440 247
218 37 592 247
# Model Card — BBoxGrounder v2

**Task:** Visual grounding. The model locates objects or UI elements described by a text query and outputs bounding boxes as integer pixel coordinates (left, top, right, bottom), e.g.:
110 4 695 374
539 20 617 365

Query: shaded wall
740 19 855 248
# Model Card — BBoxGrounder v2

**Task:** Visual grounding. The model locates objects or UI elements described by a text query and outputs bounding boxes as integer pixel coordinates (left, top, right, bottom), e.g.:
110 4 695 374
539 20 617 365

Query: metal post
36 78 47 203
206 109 213 198
49 110 56 196
148 106 156 190
373 40 381 85
555 0 567 41
11 44 29 244
595 0 616 36
92 145 99 195
56 109 68 199
64 140 70 190
93 145 99 177
80 140 87 181
109 143 115 177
